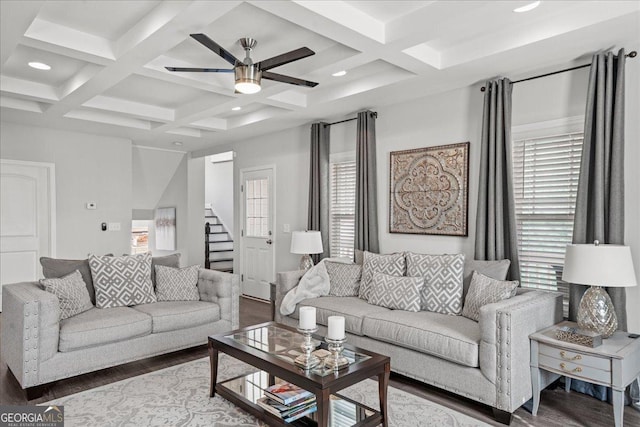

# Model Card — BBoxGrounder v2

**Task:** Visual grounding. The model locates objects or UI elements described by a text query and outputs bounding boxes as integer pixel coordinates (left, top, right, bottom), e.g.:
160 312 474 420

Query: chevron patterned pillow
406 252 465 314
462 271 519 322
89 253 156 308
155 265 200 301
325 262 361 297
368 273 423 312
41 270 94 320
359 251 406 301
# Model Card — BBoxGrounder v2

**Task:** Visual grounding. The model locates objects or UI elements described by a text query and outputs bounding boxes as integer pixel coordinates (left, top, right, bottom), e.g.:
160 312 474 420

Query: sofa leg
492 408 512 425
25 385 46 400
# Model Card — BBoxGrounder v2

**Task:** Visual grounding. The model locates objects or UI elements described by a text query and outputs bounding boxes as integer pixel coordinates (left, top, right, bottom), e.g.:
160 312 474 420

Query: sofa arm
198 269 239 329
274 270 305 322
479 290 562 413
1 282 61 388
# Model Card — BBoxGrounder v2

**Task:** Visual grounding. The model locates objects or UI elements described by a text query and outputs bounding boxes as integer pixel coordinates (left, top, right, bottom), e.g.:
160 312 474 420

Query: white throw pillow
89 253 156 308
155 264 200 301
462 271 519 322
40 270 93 319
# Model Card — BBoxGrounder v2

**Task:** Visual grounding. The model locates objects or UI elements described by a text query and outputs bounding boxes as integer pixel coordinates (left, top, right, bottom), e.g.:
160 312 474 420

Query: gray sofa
2 268 239 398
275 267 563 423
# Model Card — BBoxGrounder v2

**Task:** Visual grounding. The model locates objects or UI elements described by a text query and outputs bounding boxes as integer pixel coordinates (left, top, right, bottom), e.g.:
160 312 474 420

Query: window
245 178 269 237
512 131 583 317
131 220 150 254
329 159 356 258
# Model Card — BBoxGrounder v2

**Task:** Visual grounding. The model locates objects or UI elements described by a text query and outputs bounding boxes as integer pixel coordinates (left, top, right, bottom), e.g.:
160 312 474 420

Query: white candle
327 316 345 340
299 306 316 330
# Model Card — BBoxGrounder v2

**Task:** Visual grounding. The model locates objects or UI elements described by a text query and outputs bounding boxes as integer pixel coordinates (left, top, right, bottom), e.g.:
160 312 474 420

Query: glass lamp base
299 254 314 271
577 286 618 338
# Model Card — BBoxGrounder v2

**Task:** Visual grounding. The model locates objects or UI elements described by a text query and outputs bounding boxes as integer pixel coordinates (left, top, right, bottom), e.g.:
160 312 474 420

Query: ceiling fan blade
190 33 240 66
262 71 318 88
256 47 315 71
165 67 234 72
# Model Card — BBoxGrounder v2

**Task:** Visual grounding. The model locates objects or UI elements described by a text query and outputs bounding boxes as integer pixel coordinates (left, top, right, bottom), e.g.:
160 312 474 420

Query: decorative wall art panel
155 207 177 250
389 142 469 236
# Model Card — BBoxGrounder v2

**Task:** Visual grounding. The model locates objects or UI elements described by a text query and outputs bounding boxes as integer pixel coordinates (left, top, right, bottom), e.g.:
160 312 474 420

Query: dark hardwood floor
1 296 638 426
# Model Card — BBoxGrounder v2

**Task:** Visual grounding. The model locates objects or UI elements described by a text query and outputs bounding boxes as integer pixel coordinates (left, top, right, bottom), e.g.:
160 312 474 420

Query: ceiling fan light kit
166 34 318 94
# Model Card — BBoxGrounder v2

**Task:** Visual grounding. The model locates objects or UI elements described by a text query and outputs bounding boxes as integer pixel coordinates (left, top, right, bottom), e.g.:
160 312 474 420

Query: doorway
240 166 275 300
0 159 56 310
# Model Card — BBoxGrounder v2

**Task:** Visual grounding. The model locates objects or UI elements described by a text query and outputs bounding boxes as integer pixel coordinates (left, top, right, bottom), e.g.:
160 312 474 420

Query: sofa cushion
155 264 200 301
462 271 518 322
368 273 423 312
406 252 465 314
463 259 510 300
40 270 93 320
359 251 405 301
290 297 389 336
325 262 361 297
362 310 481 367
59 307 152 352
133 301 220 333
90 253 157 308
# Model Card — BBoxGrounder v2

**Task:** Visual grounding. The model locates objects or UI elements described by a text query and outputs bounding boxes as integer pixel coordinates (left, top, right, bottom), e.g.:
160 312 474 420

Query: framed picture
155 207 176 250
389 142 469 236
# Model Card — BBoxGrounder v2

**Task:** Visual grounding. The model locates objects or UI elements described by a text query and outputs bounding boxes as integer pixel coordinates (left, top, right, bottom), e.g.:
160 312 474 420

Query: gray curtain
568 48 634 404
355 110 379 253
308 122 330 263
475 78 520 281
570 49 627 328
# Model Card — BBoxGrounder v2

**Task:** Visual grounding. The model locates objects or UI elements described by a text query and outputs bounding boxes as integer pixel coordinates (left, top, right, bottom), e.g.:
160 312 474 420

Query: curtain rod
323 111 378 126
480 50 637 92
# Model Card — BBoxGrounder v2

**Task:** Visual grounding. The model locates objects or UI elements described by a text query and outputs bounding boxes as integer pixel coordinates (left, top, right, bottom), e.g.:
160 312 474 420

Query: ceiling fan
165 34 319 94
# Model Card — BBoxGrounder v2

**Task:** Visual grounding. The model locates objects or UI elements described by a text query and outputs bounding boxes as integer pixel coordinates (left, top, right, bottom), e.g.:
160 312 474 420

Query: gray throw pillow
40 270 93 320
463 259 511 300
359 251 406 301
151 253 181 287
406 252 465 314
89 253 156 308
155 264 200 301
40 255 113 304
462 271 519 322
368 272 423 312
325 262 361 297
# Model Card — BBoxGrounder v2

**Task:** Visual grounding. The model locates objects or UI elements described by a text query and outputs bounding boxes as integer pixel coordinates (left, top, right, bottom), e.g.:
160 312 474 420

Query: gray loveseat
275 262 563 424
2 267 239 399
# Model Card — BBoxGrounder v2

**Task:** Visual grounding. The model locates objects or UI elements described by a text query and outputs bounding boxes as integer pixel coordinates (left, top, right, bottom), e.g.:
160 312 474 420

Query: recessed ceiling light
513 1 541 13
28 62 51 70
172 141 183 146
232 106 242 111
332 70 347 77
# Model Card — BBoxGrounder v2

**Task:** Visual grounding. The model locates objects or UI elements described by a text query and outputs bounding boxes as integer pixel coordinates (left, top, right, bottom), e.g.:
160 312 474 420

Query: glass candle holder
324 336 348 371
294 327 320 370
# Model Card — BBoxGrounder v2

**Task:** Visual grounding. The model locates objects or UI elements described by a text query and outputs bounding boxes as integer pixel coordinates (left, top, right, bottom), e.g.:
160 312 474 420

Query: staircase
205 207 233 272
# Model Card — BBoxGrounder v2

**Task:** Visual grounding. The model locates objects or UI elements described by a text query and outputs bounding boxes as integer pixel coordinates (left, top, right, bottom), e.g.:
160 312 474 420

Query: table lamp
290 230 323 271
562 241 637 338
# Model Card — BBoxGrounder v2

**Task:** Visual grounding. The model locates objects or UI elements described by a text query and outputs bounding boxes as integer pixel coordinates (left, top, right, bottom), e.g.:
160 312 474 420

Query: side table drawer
539 353 611 384
539 343 610 370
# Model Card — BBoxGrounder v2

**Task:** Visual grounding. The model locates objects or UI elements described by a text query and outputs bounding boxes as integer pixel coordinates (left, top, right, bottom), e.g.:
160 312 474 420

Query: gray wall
0 122 132 258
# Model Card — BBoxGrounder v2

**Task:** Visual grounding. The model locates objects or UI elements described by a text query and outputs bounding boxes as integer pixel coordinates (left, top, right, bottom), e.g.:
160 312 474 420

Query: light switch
108 222 121 231
283 224 290 233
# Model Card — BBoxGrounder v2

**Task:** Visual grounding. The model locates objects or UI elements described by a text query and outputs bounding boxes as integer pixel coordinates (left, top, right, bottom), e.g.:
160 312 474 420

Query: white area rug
45 354 490 426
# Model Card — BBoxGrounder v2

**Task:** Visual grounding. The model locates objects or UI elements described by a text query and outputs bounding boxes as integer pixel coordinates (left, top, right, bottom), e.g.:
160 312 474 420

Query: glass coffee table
209 321 390 426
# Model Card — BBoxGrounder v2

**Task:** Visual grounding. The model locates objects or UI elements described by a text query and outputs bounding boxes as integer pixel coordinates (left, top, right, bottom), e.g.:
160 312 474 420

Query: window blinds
512 132 583 317
329 160 356 258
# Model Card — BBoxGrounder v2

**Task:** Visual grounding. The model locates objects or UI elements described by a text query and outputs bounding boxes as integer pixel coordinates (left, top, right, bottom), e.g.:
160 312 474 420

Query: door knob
266 239 273 245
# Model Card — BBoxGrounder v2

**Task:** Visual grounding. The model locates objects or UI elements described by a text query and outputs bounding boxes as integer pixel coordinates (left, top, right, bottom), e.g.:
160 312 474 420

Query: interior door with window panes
240 168 274 300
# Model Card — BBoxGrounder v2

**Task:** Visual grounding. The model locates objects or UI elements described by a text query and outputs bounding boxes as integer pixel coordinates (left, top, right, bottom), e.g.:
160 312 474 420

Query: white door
0 160 56 310
240 166 274 300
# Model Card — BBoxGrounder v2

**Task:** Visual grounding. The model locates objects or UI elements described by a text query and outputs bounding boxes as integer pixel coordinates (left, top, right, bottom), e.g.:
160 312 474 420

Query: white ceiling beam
65 109 154 130
83 95 175 122
0 95 44 113
0 0 44 67
1 75 58 101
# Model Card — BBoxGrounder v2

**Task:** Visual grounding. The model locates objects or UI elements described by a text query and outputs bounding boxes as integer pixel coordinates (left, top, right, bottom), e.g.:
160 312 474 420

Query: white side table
530 321 640 427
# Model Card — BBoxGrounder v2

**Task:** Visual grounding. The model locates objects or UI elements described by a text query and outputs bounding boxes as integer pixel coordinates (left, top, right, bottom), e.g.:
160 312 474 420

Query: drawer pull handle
559 351 582 361
559 362 582 373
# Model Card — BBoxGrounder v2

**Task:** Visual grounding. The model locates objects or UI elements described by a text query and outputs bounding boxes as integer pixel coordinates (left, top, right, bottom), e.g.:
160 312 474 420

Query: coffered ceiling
1 1 638 152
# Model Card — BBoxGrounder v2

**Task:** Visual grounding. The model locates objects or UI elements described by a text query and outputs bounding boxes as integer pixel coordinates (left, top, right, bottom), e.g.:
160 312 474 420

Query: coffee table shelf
209 322 390 427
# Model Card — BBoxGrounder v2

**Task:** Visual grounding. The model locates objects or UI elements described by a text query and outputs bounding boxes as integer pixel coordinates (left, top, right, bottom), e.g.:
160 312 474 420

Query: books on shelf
264 381 314 405
257 396 316 419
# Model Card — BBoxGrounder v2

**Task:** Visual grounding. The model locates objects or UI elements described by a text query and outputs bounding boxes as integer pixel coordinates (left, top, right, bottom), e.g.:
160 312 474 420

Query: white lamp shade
290 231 323 254
562 244 637 287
